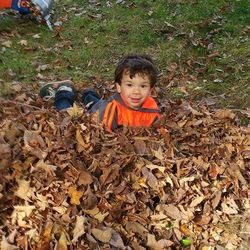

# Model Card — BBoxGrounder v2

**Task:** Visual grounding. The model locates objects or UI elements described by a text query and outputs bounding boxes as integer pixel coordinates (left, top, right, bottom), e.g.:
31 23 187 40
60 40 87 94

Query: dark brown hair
115 54 158 88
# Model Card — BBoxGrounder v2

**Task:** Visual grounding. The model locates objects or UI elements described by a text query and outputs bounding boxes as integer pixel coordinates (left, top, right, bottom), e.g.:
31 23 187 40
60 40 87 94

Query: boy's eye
126 83 132 87
141 85 149 88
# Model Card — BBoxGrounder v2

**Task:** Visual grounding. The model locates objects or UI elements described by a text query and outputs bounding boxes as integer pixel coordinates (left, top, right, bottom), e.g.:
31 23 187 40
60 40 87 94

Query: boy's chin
128 104 141 110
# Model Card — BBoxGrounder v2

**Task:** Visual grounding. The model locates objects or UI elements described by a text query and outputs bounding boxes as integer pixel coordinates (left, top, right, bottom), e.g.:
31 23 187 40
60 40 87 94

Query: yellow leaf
2 40 12 48
83 207 100 216
18 40 28 46
180 224 194 237
67 103 83 118
146 164 165 173
94 212 109 222
11 206 36 226
15 179 32 201
53 206 67 215
33 34 41 39
25 229 39 242
68 186 83 205
91 228 112 243
137 177 148 188
56 232 68 250
35 193 49 211
72 216 86 243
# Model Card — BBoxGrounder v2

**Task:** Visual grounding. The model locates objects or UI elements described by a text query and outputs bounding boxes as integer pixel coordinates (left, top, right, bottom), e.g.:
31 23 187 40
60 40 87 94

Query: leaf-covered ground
1 0 249 108
0 85 249 249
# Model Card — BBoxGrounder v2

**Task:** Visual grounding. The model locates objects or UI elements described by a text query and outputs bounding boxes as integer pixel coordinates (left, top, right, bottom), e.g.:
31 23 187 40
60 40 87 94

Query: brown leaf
76 127 90 152
147 233 173 249
126 222 148 236
189 195 204 208
134 139 149 155
91 228 112 243
83 186 98 210
141 167 159 189
214 109 235 120
194 214 212 225
163 204 182 220
0 143 12 170
100 164 120 185
211 191 222 209
77 170 93 185
109 230 125 249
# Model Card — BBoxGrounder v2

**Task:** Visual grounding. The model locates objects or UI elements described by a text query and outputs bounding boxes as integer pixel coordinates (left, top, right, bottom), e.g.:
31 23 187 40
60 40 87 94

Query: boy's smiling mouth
131 98 140 102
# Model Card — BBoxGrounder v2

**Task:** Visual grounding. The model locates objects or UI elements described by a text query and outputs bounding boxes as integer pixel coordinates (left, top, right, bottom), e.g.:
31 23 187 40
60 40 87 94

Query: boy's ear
116 83 121 93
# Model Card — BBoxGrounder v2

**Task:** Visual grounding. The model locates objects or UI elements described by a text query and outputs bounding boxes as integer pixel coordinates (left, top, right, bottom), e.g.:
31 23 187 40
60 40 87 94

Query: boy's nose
132 87 140 94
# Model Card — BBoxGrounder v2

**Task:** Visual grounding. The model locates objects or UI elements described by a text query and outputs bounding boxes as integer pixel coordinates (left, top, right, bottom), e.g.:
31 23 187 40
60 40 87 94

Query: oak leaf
15 179 32 201
67 103 83 118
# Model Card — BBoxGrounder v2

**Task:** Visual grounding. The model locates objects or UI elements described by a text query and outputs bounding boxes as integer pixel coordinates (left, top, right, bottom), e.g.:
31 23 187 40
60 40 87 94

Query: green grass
0 0 249 108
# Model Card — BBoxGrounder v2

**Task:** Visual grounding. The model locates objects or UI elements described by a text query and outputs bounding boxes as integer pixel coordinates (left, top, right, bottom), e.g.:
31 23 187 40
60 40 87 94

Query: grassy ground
0 0 249 108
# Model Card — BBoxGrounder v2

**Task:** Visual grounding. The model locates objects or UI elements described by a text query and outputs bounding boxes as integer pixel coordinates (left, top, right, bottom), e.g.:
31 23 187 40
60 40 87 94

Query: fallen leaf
2 40 12 48
67 103 83 118
110 229 125 249
189 195 204 208
215 109 235 120
77 170 93 185
15 179 32 201
68 186 83 205
11 206 36 227
0 236 18 250
91 228 112 243
147 233 173 249
72 216 86 243
18 40 28 46
126 222 148 236
57 232 68 250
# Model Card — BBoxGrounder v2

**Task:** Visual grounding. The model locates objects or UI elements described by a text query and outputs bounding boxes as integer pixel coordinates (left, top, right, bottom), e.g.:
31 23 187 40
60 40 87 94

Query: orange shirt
91 93 161 131
0 0 12 8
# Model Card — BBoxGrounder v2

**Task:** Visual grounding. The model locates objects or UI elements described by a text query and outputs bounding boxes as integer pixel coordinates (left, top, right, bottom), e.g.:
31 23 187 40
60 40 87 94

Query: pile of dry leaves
0 85 249 250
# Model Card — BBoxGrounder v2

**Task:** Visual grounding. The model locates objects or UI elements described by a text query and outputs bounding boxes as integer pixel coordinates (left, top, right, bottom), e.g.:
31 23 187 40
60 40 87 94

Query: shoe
39 80 74 101
81 88 100 109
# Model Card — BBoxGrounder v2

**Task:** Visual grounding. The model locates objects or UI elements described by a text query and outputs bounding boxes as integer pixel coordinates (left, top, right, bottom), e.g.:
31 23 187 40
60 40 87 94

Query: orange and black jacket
0 0 12 8
90 93 161 131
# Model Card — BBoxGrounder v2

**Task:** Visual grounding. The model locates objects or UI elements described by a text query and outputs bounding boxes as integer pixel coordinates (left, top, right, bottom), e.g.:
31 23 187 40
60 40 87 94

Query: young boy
39 54 161 131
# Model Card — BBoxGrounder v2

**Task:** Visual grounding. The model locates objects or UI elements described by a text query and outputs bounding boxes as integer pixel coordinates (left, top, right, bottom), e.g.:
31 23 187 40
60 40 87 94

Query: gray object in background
31 0 53 30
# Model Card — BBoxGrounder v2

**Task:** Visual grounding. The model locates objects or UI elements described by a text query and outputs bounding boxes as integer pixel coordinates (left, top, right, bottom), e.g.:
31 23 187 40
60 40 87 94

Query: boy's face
116 71 152 109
